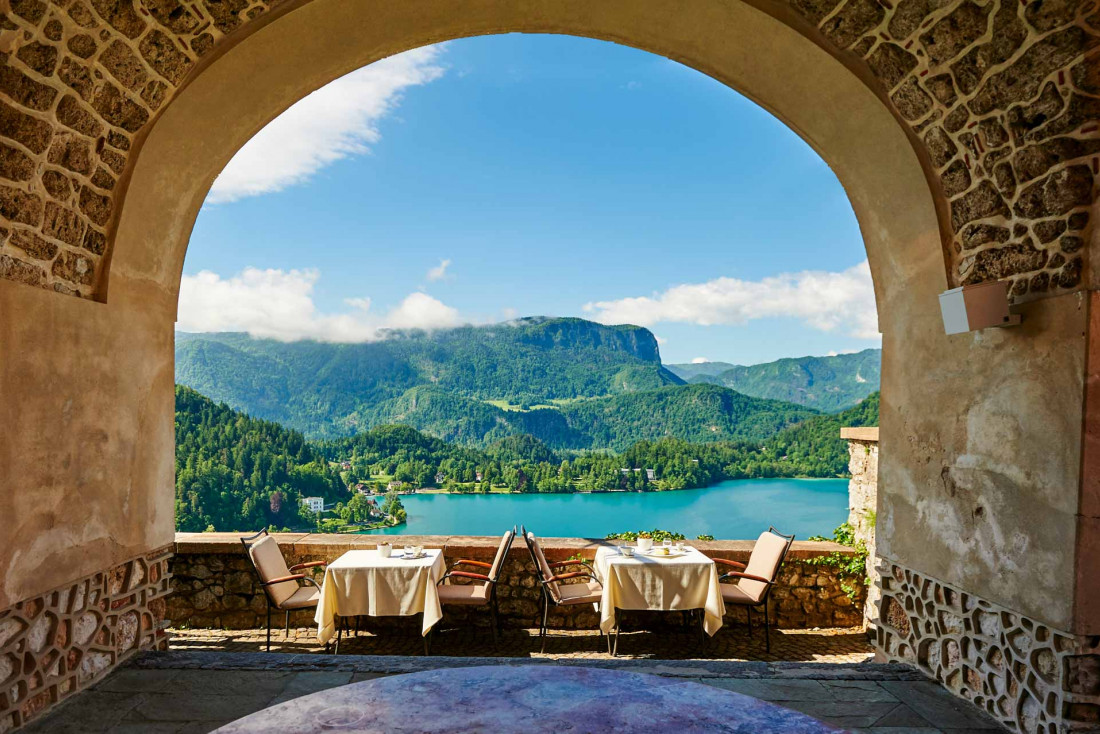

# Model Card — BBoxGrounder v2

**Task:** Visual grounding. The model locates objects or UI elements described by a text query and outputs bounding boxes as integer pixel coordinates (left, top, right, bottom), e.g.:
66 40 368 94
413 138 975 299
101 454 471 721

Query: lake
361 478 849 539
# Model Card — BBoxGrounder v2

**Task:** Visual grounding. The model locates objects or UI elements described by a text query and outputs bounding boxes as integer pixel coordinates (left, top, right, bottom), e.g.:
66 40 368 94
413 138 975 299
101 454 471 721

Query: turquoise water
361 478 849 539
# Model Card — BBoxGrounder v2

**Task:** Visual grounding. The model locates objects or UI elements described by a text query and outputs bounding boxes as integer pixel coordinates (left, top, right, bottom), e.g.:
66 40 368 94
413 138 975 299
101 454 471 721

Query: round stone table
213 665 840 733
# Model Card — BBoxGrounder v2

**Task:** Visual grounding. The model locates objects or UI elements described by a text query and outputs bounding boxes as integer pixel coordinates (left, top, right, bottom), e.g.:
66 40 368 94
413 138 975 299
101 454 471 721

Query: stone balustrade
168 533 866 634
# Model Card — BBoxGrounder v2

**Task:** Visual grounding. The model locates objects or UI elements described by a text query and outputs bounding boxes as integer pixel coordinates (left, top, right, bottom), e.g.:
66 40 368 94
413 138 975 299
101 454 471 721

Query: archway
1 0 1097 730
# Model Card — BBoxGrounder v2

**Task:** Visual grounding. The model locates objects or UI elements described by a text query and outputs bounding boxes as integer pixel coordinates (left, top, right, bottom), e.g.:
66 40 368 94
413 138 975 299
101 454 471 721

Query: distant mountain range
666 349 881 413
175 317 879 448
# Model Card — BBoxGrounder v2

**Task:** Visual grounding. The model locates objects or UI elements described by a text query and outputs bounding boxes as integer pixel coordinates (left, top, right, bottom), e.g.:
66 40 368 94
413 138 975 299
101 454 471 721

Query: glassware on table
414 545 424 557
675 541 686 553
663 538 673 551
404 545 415 557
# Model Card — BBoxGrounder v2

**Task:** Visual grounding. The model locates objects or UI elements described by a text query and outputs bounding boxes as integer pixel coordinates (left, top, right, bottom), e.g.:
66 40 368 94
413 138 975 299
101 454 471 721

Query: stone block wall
875 557 1100 732
0 0 1096 299
843 426 880 628
0 545 172 732
167 533 865 633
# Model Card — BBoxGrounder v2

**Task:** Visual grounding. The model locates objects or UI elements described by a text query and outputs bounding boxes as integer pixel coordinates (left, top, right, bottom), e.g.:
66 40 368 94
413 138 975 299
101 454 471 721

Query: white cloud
207 47 446 203
691 357 710 364
177 268 462 342
583 261 879 340
426 259 451 282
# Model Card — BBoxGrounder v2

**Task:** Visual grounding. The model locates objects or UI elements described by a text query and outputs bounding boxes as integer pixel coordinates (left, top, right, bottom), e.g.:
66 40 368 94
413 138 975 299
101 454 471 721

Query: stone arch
0 0 1094 303
1 2 1099 732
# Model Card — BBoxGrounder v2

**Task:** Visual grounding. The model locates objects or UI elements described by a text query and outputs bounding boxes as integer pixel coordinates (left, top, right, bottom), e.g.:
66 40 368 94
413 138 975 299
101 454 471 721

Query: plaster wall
0 271 176 611
878 288 1088 632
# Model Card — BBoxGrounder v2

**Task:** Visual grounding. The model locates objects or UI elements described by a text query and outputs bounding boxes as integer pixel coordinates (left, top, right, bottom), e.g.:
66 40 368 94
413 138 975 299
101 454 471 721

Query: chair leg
540 595 550 654
266 605 271 652
613 624 620 657
335 617 343 656
490 598 499 645
285 610 290 639
699 609 705 645
746 606 753 637
764 598 771 654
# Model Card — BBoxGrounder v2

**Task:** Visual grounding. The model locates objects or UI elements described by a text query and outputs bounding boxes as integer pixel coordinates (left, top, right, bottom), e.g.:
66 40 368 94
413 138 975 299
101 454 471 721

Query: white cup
377 543 392 558
636 537 653 553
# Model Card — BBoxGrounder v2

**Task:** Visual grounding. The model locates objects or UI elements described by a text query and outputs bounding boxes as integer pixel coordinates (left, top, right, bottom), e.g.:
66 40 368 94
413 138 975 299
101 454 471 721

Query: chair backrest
488 527 516 583
241 530 297 607
740 527 796 603
523 530 561 602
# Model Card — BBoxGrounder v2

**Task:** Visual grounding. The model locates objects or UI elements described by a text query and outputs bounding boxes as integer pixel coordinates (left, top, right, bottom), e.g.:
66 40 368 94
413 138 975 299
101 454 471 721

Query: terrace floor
168 624 876 662
22 650 1007 733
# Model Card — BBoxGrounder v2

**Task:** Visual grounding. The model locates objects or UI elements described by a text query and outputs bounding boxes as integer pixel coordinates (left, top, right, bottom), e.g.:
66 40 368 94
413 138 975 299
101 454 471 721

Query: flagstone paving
168 624 876 662
21 649 1007 733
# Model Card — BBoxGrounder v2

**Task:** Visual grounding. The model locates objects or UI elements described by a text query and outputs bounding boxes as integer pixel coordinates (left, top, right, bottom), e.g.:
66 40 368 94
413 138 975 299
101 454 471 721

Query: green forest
175 384 879 532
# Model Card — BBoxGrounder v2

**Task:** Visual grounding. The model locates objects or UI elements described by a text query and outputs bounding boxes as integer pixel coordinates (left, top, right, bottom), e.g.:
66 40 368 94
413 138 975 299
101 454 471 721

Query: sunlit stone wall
167 534 866 632
0 546 172 732
875 558 1100 732
0 0 1096 298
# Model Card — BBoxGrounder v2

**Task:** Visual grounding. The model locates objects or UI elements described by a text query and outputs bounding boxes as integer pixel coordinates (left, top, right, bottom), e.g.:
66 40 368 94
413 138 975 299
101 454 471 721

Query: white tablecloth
315 549 445 643
594 546 724 636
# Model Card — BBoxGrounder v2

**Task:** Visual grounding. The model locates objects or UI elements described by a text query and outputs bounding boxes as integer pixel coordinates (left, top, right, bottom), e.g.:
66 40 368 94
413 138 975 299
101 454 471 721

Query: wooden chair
715 527 795 653
522 526 604 653
240 529 327 651
436 526 516 643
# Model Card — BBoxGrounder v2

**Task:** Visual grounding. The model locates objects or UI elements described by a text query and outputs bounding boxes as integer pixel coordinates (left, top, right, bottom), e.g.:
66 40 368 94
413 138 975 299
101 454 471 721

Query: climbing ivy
805 522 868 602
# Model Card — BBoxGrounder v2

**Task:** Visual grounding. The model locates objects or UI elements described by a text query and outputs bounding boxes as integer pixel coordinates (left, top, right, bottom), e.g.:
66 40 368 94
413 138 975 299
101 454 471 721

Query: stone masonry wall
875 557 1100 732
167 533 865 634
843 426 880 628
0 0 1096 299
0 545 172 732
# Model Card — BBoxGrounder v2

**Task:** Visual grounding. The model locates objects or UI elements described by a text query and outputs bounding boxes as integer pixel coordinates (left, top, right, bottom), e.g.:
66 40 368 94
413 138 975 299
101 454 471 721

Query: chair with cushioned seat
241 529 327 651
436 526 516 643
522 526 604 653
715 526 795 652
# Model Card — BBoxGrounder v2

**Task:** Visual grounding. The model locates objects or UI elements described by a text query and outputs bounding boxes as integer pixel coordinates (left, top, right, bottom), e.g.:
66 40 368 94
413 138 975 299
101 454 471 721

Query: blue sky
179 35 879 365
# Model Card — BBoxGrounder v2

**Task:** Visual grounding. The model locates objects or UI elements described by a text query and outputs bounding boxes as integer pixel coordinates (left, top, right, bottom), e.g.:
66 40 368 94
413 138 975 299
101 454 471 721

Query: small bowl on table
619 546 636 558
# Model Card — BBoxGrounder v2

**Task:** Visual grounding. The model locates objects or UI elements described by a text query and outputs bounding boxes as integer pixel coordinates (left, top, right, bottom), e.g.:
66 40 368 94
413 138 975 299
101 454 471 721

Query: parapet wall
168 533 866 633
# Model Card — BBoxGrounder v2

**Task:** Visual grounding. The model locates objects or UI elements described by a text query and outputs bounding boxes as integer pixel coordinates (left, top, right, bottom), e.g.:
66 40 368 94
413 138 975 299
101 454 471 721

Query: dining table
594 544 725 648
314 547 446 652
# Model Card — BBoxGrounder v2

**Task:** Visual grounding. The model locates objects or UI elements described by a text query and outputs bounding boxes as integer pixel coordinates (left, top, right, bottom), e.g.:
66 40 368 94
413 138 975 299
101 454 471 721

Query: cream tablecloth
315 548 445 643
594 546 724 636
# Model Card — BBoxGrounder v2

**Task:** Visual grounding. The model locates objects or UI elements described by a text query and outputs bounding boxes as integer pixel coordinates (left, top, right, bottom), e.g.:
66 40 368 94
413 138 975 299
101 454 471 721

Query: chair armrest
452 559 493 570
546 571 600 585
289 561 326 572
443 571 491 582
713 558 747 569
262 574 306 586
719 571 771 584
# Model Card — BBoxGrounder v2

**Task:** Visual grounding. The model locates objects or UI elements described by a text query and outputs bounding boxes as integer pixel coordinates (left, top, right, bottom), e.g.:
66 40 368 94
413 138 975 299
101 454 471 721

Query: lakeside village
299 460 681 533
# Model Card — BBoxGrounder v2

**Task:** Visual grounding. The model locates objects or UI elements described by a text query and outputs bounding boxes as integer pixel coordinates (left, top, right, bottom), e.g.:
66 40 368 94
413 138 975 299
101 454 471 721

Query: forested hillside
175 386 348 532
555 384 818 451
667 349 881 412
174 383 881 531
176 317 683 438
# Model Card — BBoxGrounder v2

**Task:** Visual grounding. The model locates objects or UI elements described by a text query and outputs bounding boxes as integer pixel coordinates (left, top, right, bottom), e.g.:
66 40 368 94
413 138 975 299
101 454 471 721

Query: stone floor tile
780 699 901 728
106 723 186 733
21 691 148 733
125 693 277 723
879 682 1002 730
165 669 295 698
96 668 183 693
267 671 355 705
821 680 900 702
700 678 834 701
350 672 389 683
873 703 936 727
848 728 942 733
